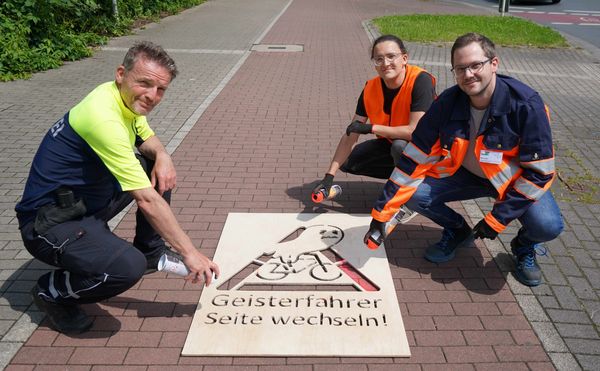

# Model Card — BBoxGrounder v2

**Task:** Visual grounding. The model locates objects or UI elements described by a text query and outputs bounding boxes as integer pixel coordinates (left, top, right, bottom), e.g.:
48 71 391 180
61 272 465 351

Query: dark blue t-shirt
15 113 120 227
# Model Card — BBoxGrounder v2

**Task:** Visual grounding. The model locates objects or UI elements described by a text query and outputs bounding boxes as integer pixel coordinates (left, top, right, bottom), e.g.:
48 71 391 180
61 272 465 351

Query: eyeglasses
371 53 404 67
451 58 492 77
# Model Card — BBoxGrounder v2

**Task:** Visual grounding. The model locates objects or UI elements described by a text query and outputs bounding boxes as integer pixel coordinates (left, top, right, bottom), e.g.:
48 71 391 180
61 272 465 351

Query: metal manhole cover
251 44 304 52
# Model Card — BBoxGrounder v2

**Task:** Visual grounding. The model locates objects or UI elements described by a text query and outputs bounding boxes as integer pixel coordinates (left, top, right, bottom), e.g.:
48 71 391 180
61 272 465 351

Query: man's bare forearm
138 135 167 161
131 187 194 255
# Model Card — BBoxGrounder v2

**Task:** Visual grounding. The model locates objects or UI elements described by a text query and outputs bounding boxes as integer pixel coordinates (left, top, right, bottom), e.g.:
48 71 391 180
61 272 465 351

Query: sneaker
30 284 93 334
145 246 182 275
395 205 419 224
511 238 544 286
424 222 473 263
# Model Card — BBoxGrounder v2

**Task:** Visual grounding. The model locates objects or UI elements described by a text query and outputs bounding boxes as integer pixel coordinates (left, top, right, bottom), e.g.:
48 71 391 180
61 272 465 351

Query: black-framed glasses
371 53 404 67
451 58 492 77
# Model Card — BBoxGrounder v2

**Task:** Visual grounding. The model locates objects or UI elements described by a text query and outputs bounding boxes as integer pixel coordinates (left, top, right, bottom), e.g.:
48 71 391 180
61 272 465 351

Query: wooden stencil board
182 213 410 357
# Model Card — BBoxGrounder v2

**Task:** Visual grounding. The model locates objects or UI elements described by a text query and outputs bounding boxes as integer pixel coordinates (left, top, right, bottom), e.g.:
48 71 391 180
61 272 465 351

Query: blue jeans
405 167 564 247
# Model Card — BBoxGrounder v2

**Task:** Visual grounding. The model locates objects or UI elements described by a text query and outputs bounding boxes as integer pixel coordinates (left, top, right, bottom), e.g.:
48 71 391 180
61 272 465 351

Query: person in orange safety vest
365 33 563 287
313 34 436 225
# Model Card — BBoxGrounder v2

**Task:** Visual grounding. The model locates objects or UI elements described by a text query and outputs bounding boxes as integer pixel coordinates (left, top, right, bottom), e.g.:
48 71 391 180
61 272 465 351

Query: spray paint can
365 207 409 250
311 184 342 203
157 253 218 282
157 253 190 276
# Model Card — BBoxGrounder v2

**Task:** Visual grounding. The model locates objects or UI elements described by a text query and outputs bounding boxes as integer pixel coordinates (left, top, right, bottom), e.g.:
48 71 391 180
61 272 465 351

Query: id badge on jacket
480 150 503 165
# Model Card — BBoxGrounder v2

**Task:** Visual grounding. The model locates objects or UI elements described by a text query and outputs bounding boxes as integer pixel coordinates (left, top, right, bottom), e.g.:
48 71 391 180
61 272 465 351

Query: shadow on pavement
286 180 385 215
101 296 197 318
0 259 44 328
286 181 510 295
0 260 121 338
385 223 509 295
1 259 197 339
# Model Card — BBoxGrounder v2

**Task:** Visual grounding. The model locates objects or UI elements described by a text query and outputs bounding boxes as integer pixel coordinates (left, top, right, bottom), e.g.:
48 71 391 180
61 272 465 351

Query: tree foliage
0 0 204 81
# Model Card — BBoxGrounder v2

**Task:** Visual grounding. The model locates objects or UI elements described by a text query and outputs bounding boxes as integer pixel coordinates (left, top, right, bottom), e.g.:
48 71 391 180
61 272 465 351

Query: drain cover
251 44 304 52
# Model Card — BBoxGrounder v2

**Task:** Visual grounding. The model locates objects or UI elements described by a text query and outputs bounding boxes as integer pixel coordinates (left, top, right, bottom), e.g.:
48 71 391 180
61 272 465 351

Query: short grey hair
122 41 178 80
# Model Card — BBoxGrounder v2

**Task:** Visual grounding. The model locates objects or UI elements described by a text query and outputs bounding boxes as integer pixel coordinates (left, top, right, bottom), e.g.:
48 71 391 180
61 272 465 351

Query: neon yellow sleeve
81 120 152 191
134 115 155 142
70 82 153 191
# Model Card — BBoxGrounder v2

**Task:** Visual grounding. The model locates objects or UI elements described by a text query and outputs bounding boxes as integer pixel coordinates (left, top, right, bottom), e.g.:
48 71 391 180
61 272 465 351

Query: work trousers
340 138 408 179
404 166 564 248
21 156 169 305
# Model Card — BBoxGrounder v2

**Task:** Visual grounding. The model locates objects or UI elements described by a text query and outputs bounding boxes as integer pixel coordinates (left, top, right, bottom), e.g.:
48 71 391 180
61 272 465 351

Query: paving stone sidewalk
1 0 599 369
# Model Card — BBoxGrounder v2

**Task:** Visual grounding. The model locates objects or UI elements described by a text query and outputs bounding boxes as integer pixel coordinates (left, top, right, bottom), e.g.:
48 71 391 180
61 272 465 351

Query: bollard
499 0 509 16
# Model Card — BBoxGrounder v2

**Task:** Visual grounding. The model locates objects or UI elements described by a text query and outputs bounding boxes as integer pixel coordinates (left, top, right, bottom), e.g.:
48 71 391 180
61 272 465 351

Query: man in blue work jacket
366 33 563 286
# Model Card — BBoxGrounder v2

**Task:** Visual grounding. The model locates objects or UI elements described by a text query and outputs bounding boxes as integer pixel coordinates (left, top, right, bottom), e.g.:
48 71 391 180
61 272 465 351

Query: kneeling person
366 33 563 286
15 41 219 334
314 34 436 224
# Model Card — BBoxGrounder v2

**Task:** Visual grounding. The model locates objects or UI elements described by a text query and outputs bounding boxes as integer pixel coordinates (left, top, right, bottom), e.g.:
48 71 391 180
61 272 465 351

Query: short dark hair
371 34 408 58
122 41 178 80
451 33 496 66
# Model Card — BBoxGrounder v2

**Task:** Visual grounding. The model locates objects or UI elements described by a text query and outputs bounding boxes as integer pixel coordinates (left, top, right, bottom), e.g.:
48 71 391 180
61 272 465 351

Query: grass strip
373 14 568 48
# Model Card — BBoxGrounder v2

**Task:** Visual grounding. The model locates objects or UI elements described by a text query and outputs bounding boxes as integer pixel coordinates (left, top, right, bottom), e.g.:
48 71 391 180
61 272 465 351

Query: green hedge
0 0 204 81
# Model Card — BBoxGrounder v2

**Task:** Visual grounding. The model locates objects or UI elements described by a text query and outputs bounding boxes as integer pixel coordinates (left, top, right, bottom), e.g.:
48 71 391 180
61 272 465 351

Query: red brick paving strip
9 0 555 369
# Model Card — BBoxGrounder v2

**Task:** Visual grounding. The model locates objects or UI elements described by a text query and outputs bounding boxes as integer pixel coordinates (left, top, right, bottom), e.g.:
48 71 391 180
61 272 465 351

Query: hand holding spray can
311 184 342 203
365 207 411 250
158 253 190 276
157 253 218 282
366 218 400 250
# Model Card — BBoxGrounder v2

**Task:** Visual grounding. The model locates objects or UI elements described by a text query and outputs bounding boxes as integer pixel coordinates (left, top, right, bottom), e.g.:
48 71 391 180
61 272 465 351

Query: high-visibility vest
363 65 436 131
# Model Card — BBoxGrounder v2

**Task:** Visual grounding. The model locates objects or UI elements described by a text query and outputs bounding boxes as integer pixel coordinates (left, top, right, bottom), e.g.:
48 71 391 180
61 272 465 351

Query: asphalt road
457 0 600 49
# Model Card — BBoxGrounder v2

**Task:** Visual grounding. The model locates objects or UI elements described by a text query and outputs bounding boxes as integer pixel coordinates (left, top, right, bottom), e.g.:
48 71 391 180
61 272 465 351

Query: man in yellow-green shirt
16 41 219 334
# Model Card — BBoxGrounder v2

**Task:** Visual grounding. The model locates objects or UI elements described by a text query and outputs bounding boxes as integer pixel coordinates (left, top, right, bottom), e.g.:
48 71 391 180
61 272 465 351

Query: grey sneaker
395 206 419 224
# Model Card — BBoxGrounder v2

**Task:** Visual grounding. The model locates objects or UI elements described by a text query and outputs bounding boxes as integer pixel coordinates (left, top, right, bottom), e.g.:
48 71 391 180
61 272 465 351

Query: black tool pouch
34 188 87 235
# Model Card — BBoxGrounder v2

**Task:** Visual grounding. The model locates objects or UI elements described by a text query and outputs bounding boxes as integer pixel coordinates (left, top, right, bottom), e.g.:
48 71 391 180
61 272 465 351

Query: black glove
346 120 372 136
363 219 386 245
472 219 498 240
313 173 334 198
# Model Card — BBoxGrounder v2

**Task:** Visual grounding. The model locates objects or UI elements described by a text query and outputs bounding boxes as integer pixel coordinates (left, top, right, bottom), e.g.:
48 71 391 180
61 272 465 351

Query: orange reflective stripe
473 136 522 200
372 186 418 222
436 170 454 178
521 157 555 175
514 177 545 201
484 213 506 233
430 137 468 179
488 159 521 195
389 167 422 188
403 142 440 165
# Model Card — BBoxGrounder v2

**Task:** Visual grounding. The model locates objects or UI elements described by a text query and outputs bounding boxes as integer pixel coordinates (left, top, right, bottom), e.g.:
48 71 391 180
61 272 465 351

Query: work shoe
30 284 93 334
395 205 419 224
145 246 183 274
511 238 545 286
424 222 473 263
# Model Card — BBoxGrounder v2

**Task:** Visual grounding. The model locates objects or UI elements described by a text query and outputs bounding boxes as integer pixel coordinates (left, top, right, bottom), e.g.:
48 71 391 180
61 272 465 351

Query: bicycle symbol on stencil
256 252 342 281
219 223 378 292
254 225 345 282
